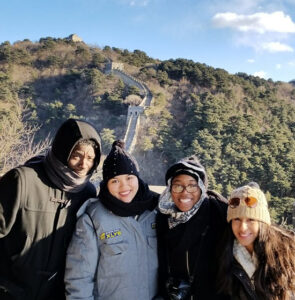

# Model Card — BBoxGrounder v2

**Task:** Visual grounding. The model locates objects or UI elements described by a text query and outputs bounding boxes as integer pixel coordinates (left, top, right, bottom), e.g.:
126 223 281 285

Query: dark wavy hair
217 222 295 300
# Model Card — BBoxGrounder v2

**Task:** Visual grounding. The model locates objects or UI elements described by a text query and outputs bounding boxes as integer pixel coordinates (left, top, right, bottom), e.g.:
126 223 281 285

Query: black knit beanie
165 155 208 189
102 140 139 182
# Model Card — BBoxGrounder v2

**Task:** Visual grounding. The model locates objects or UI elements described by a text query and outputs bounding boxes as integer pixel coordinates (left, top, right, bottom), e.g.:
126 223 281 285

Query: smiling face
68 143 96 177
231 217 260 254
171 174 201 212
107 174 139 203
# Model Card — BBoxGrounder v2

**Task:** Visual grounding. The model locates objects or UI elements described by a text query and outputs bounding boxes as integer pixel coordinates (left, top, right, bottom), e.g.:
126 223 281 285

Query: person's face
171 174 201 212
231 218 259 254
68 143 96 177
107 174 139 203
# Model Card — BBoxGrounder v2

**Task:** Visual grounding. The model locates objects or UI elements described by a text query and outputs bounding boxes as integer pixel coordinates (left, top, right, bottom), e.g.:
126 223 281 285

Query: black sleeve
0 169 22 238
156 212 169 299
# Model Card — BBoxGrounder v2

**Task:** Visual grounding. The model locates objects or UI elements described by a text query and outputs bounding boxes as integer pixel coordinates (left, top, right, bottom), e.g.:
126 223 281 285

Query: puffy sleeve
0 169 22 237
65 212 100 300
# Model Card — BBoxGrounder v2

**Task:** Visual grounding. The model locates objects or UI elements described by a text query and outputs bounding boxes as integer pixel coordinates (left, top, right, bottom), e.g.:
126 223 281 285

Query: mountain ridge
1 36 295 227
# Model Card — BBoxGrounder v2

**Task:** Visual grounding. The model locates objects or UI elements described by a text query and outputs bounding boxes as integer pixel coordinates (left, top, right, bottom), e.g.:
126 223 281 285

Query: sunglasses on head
228 196 258 208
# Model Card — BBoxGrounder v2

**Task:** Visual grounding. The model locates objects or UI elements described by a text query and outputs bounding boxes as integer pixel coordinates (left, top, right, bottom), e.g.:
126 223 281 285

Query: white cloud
261 41 293 52
253 70 267 78
212 11 295 33
247 58 255 63
288 60 295 66
276 64 281 69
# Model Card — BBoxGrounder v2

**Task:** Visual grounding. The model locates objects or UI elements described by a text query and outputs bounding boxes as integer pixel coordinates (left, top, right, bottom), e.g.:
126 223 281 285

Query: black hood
51 118 101 171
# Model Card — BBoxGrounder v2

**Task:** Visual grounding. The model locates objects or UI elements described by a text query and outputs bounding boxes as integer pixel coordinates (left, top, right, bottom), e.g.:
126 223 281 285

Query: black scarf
42 150 92 193
99 178 158 217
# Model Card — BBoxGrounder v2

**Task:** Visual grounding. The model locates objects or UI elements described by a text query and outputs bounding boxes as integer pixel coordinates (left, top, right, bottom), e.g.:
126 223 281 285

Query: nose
240 221 248 232
120 179 128 188
180 187 190 195
79 157 88 168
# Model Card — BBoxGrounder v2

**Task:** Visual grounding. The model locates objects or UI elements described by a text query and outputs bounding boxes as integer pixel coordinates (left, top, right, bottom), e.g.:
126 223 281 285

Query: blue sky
1 0 295 82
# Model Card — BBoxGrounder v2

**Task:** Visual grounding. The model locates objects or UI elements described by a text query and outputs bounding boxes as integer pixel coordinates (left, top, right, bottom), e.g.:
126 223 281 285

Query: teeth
180 199 191 203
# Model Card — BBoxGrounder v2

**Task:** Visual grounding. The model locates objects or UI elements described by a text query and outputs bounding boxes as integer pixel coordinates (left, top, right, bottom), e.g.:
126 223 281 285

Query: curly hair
217 222 295 300
254 223 295 300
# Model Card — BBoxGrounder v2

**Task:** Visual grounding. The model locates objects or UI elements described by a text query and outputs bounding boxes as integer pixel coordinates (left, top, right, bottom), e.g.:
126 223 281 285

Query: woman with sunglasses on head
157 156 228 300
217 182 295 300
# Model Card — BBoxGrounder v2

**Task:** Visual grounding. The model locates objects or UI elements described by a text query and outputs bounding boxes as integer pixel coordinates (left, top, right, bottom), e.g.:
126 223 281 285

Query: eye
110 179 119 184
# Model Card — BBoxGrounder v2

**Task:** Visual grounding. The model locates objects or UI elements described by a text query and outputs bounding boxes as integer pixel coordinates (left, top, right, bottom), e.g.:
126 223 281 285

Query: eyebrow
172 180 197 184
73 150 94 156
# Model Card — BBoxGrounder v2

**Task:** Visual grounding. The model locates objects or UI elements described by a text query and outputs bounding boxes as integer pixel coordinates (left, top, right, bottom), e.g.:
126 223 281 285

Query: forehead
172 174 197 183
108 174 138 182
72 143 95 154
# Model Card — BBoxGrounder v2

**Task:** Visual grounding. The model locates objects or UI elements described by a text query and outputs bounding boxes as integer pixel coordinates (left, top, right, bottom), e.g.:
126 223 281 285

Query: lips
75 169 87 176
119 190 131 197
238 233 251 238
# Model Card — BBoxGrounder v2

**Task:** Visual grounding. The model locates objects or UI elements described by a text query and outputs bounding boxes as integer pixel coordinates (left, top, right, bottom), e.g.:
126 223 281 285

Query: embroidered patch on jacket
151 222 156 229
99 229 122 240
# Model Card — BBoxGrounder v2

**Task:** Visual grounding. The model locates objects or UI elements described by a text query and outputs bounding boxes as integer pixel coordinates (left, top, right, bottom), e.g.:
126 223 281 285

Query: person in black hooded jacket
0 118 101 300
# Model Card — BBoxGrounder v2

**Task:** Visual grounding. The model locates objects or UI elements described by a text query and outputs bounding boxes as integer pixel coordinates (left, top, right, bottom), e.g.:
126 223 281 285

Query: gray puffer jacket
65 199 158 300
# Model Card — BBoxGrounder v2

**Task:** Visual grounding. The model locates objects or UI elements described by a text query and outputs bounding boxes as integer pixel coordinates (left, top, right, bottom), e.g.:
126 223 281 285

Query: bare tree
0 103 51 176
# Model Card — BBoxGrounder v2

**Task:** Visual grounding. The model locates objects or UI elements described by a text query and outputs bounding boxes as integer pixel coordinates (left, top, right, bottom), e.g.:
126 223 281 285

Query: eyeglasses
171 184 199 193
228 196 258 208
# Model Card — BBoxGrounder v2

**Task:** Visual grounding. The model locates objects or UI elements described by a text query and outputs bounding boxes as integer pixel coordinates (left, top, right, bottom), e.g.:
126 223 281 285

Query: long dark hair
217 222 295 300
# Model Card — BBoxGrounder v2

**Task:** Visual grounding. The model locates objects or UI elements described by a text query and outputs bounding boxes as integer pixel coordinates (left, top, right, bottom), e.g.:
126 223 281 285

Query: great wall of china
104 61 153 153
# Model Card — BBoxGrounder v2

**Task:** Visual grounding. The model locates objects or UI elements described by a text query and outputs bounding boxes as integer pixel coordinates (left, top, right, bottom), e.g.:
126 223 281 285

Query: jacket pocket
97 242 129 297
100 241 127 256
147 236 157 249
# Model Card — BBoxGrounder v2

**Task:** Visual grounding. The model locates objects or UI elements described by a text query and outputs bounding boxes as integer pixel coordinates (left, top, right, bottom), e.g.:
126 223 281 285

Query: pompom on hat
102 140 139 182
227 182 271 225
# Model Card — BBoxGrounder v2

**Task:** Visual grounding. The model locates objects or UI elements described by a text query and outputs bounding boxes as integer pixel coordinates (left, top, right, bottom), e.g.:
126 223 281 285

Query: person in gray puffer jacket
65 140 159 300
0 118 101 300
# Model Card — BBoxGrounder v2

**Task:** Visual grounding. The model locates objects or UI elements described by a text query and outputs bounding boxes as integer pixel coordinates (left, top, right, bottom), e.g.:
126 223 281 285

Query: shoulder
82 181 97 197
207 190 228 214
86 198 105 215
204 191 228 231
85 199 117 224
0 164 42 186
0 167 21 182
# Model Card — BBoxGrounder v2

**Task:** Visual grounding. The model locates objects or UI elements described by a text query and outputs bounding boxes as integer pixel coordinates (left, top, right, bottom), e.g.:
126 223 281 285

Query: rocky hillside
1 36 295 226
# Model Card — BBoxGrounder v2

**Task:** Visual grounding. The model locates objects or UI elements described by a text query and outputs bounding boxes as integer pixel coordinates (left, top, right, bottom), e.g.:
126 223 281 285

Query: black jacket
230 259 258 300
157 192 228 300
0 119 101 300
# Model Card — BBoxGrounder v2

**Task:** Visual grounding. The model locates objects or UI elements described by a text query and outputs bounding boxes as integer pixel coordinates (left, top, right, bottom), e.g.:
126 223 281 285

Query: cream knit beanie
227 183 271 225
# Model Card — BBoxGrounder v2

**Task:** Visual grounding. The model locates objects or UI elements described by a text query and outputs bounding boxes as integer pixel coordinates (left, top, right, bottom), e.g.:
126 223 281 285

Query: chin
177 205 193 212
120 198 133 203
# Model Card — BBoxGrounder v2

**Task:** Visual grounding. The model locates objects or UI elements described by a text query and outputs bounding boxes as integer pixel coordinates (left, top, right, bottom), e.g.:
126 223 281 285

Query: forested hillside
1 36 295 226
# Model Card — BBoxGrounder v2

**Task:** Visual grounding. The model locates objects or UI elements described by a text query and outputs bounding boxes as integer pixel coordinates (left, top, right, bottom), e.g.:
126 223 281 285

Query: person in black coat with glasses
157 155 228 300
